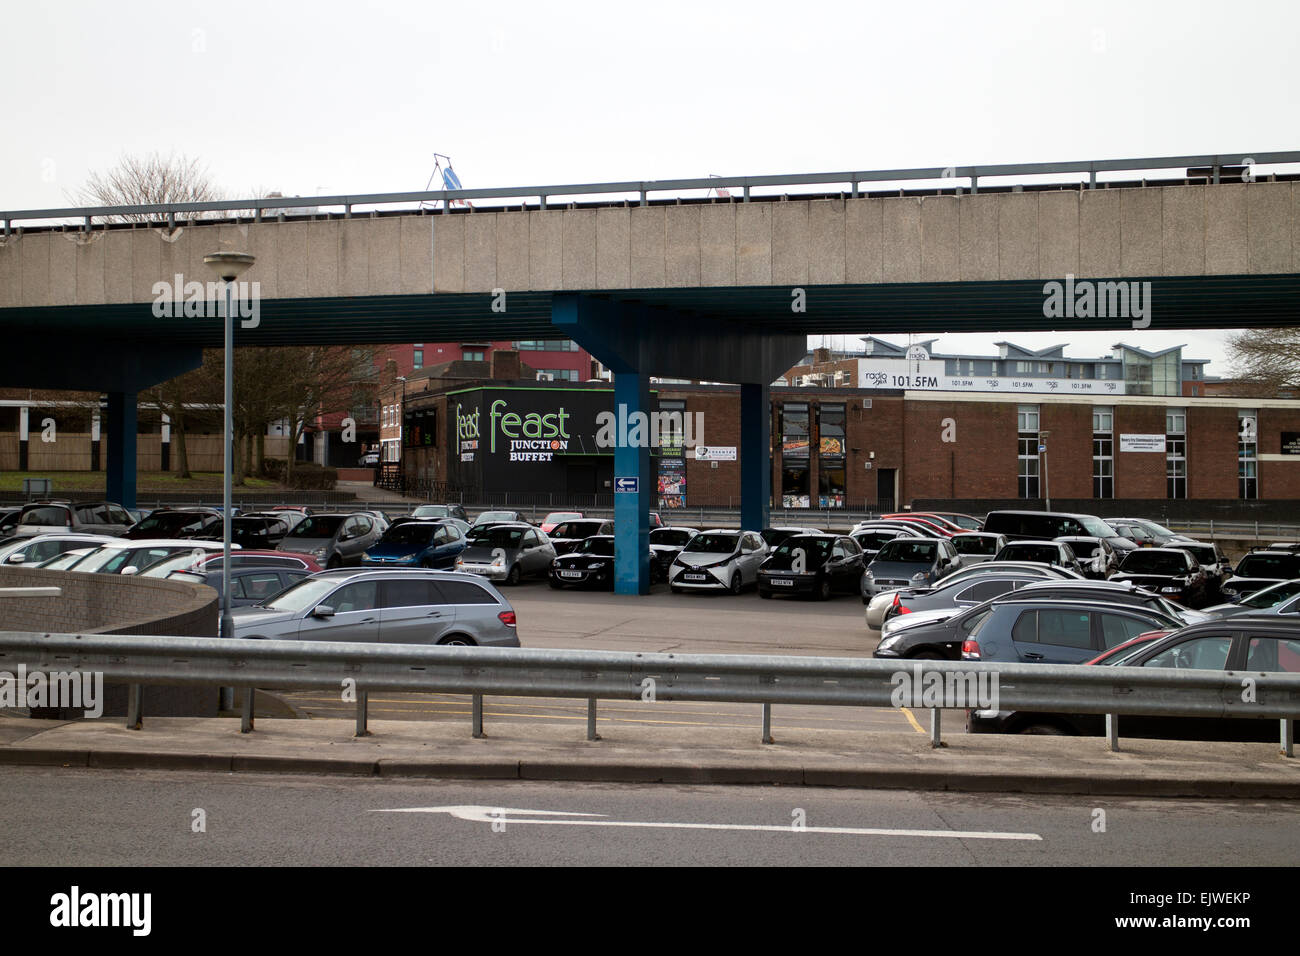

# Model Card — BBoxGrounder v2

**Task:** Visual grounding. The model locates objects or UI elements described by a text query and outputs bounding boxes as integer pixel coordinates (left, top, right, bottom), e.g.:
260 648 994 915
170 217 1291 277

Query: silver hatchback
228 568 520 646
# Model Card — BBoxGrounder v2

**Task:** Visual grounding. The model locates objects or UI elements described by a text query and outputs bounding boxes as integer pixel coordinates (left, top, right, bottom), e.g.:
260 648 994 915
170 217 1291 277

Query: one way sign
614 477 639 493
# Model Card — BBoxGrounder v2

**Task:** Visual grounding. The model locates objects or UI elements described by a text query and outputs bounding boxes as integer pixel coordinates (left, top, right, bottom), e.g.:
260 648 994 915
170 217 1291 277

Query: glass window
235 572 285 602
1011 610 1039 644
1143 636 1231 670
382 580 439 609
329 581 380 613
1100 613 1153 649
781 403 810 507
433 580 497 605
1036 610 1094 649
1238 410 1258 499
1245 638 1300 673
1167 411 1187 500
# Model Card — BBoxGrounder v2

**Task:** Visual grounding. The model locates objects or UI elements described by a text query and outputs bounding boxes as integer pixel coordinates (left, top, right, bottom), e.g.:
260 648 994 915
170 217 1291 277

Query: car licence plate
771 578 794 587
559 570 583 578
683 573 708 582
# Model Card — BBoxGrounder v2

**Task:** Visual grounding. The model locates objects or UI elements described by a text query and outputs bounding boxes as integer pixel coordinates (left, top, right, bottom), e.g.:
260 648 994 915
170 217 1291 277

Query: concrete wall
3 182 1296 305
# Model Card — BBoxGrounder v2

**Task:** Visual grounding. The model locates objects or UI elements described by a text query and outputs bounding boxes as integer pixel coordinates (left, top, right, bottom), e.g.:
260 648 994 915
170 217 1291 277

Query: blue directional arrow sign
614 477 639 493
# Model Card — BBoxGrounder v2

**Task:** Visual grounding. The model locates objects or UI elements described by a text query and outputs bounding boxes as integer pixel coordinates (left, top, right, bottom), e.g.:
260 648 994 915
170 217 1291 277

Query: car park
362 519 468 569
122 507 223 540
981 510 1120 543
757 533 864 600
549 535 622 590
168 566 311 606
0 533 118 567
860 537 961 600
1109 547 1209 607
546 518 614 556
668 530 767 595
959 598 1182 665
278 512 384 568
968 619 1300 741
1202 578 1300 619
455 522 556 584
649 526 698 583
229 568 520 646
993 540 1085 576
949 532 1007 565
15 500 135 537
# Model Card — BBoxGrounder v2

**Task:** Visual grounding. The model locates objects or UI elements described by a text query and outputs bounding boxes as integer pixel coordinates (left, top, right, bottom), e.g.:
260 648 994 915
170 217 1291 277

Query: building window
1018 404 1040 499
515 339 579 352
1239 409 1258 499
462 350 484 362
1167 407 1187 499
413 349 423 370
538 369 579 382
1093 406 1113 499
780 403 810 508
817 403 846 508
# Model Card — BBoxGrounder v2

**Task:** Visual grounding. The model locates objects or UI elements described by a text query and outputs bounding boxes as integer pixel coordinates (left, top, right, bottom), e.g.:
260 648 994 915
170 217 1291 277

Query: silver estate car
228 568 521 646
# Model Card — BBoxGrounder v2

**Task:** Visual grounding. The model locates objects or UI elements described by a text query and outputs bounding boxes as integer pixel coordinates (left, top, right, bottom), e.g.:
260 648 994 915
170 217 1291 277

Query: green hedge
262 458 337 490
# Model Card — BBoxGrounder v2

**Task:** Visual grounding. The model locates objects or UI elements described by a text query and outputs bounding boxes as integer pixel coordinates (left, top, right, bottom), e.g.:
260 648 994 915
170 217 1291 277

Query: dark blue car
362 520 467 569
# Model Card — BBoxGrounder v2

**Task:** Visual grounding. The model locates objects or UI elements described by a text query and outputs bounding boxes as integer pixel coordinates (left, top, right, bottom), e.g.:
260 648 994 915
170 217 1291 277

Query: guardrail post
1106 713 1120 751
761 702 773 744
587 698 600 741
472 694 484 738
930 708 943 748
355 690 369 737
1283 718 1294 759
126 685 143 730
241 689 255 733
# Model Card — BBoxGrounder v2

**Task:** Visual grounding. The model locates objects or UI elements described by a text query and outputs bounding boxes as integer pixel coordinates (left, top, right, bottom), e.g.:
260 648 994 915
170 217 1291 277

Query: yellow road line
900 707 926 734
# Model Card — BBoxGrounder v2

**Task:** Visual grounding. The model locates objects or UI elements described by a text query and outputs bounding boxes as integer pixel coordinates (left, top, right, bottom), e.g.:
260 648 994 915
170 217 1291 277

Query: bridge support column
105 391 137 510
740 383 771 532
613 371 652 595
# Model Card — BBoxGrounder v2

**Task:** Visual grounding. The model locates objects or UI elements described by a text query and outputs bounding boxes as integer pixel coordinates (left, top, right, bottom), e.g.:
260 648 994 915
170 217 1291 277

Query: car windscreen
287 515 345 538
476 512 517 524
467 527 525 549
875 541 937 563
576 537 615 556
1176 546 1214 564
1237 554 1300 578
1005 545 1060 563
1241 579 1300 608
684 534 739 554
138 553 202 578
1078 516 1120 537
19 507 70 527
651 529 694 547
953 535 998 555
544 513 582 524
412 505 450 518
1121 552 1190 575
381 523 438 546
552 521 604 538
133 512 213 534
260 577 342 612
774 537 833 560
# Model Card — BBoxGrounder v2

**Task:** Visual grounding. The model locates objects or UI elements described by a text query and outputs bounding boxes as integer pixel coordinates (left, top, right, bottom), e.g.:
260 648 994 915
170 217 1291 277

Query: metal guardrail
0 632 1294 756
4 151 1299 232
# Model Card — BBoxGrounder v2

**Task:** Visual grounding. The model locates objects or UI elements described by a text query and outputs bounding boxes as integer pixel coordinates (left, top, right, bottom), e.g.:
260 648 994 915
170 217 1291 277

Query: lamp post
1040 429 1051 511
203 251 255 646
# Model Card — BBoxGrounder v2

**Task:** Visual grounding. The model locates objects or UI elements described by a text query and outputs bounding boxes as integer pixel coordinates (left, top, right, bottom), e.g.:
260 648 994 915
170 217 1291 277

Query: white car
0 533 118 567
62 539 239 575
668 529 768 595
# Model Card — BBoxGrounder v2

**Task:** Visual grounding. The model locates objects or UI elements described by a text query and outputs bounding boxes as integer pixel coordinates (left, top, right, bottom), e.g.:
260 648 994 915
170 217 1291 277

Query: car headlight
588 560 607 567
864 569 874 579
1160 586 1181 593
403 553 418 561
911 572 928 582
876 635 900 651
492 556 505 567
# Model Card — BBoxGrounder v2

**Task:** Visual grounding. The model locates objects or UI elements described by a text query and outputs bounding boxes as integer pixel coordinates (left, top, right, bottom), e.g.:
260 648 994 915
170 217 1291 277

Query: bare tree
74 152 225 222
1225 329 1300 396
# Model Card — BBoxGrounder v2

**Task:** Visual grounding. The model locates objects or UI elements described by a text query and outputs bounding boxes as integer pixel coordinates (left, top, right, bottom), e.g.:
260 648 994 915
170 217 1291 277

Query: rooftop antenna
421 154 472 211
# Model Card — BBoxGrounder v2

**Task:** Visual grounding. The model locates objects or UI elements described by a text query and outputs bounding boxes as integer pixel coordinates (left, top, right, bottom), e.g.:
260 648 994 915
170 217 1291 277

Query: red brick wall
903 401 1018 502
1113 404 1167 498
1259 407 1300 499
1187 406 1238 499
1040 403 1094 500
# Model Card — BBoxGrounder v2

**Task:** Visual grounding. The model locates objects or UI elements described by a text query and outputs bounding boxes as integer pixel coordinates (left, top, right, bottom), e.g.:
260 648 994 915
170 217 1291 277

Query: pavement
0 709 1296 799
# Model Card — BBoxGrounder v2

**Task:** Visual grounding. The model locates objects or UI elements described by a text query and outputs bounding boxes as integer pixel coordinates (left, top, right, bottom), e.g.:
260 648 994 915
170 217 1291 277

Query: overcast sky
4 0 1297 375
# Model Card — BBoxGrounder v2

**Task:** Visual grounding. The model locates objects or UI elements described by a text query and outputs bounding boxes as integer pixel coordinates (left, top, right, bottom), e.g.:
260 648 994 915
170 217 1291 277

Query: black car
549 535 619 590
992 540 1085 576
1223 550 1300 599
968 618 1300 742
1055 534 1135 578
759 526 824 549
981 510 1120 543
851 526 922 562
757 534 864 600
1109 547 1209 607
123 508 223 540
649 526 698 583
1169 541 1234 602
189 515 291 549
547 519 613 556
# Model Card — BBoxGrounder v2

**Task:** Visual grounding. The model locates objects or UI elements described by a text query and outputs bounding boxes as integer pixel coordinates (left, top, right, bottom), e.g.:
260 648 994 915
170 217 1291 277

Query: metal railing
0 632 1294 756
4 151 1299 234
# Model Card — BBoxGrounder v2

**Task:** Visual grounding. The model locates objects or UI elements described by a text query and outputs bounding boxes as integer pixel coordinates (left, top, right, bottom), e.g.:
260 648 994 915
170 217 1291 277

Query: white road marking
372 805 1043 841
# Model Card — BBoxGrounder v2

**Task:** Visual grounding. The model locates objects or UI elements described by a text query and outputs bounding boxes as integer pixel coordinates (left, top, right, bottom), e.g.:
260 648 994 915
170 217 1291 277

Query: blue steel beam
740 384 771 534
105 391 137 510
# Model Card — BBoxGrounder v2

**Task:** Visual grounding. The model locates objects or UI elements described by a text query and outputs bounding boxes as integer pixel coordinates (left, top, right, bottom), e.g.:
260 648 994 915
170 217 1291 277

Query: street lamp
203 251 255 649
1040 430 1051 511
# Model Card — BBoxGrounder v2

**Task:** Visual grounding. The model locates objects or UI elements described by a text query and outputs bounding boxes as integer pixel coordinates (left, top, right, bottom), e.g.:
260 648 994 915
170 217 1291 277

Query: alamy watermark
0 665 102 717
1042 274 1151 329
151 273 261 328
595 405 704 449
889 663 999 710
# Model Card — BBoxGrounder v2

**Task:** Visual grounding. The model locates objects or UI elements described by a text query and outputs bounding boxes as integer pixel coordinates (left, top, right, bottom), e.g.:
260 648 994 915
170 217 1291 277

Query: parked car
0 508 23 540
649 526 698 583
1054 534 1134 578
546 518 614 556
924 512 984 532
410 503 468 522
949 532 1007 565
881 512 966 533
14 500 135 537
851 526 924 565
864 560 1080 625
121 507 223 540
1169 541 1234 602
248 508 308 532
229 568 520 646
1105 517 1195 547
1109 547 1210 607
363 519 468 569
668 530 768 595
64 539 236 575
958 598 1181 665
1203 578 1300 619
860 537 961 600
277 512 384 568
981 510 1119 543
0 532 119 567
472 510 530 527
993 540 1085 576
549 535 622 590
540 511 584 534
137 549 323 578
36 548 100 570
757 534 864 600
759 526 825 549
883 571 1055 624
872 515 955 537
1223 550 1300 599
189 515 292 550
969 619 1300 741
168 566 311 607
455 522 556 584
1106 520 1161 548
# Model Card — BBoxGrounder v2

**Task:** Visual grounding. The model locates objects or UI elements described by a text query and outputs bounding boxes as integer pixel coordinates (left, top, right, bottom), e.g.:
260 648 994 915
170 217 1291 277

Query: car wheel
729 573 742 595
505 564 521 586
438 634 477 646
759 589 772 599
817 578 832 601
1020 723 1066 735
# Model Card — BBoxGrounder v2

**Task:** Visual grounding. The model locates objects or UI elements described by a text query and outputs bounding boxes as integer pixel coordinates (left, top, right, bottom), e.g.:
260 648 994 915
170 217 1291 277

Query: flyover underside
2 273 1299 347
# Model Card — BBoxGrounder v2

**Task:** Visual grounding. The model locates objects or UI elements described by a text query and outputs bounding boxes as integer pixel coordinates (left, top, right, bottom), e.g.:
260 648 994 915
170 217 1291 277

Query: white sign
694 445 737 461
1119 434 1166 453
905 345 931 362
856 359 1120 395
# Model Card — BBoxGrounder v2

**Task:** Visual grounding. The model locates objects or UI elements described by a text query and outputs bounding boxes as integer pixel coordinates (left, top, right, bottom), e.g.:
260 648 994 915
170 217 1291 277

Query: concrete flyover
2 151 1299 590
